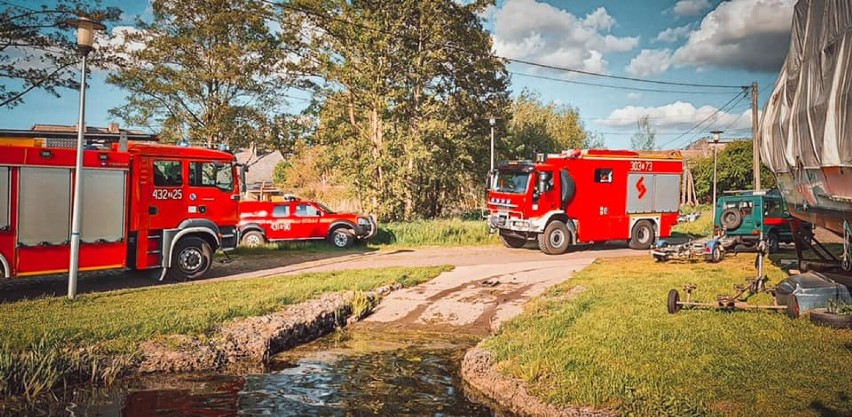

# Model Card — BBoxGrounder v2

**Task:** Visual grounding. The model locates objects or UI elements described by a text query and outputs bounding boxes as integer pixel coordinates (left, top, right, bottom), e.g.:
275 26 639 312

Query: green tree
689 139 777 202
288 0 510 220
106 0 300 148
0 1 120 108
502 89 589 160
630 115 656 151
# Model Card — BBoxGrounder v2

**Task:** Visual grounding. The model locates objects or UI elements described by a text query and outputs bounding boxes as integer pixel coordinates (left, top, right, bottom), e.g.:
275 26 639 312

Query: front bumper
488 213 541 234
355 216 378 240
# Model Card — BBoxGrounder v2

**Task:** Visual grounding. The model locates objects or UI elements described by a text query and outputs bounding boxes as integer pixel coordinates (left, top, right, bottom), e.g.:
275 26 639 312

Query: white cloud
626 49 672 77
490 0 638 74
656 24 692 43
673 0 711 17
672 0 796 72
627 92 642 101
599 101 751 132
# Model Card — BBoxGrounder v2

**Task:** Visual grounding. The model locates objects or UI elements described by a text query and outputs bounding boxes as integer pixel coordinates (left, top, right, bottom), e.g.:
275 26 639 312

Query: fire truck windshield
492 170 530 194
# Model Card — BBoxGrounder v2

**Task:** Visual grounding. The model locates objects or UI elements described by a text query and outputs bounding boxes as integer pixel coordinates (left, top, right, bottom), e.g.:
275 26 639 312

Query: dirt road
2 244 644 332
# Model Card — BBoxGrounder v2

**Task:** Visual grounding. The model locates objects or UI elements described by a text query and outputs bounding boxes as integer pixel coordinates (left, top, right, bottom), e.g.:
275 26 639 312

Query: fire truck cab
0 140 241 281
487 149 683 254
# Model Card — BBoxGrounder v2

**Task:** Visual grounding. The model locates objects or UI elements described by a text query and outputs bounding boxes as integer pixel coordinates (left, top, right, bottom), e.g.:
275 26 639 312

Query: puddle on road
5 327 509 417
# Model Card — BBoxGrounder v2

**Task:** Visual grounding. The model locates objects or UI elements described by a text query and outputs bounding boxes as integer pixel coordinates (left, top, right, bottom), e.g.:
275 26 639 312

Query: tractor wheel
786 294 800 319
766 231 780 253
168 236 212 281
720 208 743 230
537 220 571 255
330 228 354 248
240 230 265 248
628 220 655 250
499 233 526 248
667 289 682 314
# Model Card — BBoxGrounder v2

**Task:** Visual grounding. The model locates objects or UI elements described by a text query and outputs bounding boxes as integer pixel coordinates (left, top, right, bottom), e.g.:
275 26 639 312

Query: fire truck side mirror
237 163 248 194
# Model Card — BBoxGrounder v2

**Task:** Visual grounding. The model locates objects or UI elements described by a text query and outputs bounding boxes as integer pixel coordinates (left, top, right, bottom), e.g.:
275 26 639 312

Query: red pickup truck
238 198 377 248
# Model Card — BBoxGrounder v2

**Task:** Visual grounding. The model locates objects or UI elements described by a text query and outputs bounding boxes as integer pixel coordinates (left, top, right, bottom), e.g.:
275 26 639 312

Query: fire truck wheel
537 220 571 255
499 233 527 248
330 228 354 248
628 220 655 250
168 237 212 281
241 231 266 248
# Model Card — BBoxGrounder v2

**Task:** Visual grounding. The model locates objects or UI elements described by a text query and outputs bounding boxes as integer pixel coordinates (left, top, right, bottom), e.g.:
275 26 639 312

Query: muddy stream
7 327 512 416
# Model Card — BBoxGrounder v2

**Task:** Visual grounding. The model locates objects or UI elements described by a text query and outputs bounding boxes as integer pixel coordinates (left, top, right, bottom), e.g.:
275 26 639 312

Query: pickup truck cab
238 198 376 248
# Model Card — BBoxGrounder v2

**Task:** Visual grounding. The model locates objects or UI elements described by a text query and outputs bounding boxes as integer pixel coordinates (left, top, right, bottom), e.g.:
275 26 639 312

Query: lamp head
710 130 723 144
67 17 106 55
488 117 496 127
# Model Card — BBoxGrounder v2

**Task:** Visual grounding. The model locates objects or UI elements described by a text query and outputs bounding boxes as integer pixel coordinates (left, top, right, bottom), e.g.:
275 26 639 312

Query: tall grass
372 219 499 247
482 255 852 416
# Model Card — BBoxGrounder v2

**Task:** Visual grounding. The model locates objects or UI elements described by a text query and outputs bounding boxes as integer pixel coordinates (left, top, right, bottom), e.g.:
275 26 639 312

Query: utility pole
752 81 760 191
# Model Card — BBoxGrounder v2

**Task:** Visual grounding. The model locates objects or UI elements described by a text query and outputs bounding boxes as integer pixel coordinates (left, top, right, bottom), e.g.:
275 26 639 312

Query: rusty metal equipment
666 239 786 314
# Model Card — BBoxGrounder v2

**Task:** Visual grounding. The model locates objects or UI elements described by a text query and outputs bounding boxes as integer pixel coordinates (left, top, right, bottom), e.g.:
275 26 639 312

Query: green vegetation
481 256 852 416
372 219 499 247
0 266 449 400
688 140 777 203
673 204 713 237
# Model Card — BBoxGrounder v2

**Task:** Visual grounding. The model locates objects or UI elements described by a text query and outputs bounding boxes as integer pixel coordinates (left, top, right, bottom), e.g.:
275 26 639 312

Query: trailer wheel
168 237 212 281
537 220 571 255
706 245 723 263
330 228 354 248
240 230 265 248
499 233 527 248
628 220 655 250
667 289 682 314
786 294 800 319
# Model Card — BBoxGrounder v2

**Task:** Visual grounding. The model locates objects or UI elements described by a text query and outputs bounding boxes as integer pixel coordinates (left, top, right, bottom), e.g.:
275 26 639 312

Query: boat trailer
666 242 787 314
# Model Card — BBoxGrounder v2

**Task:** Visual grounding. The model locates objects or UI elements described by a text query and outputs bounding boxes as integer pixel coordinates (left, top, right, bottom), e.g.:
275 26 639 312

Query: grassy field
373 219 499 247
672 204 713 237
0 266 450 400
481 255 852 416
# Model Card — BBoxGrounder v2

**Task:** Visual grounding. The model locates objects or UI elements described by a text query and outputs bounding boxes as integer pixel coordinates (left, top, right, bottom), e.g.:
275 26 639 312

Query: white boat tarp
760 0 852 173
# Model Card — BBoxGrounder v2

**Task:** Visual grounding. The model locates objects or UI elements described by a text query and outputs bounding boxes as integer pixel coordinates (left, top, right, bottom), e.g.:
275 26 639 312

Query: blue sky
0 0 795 149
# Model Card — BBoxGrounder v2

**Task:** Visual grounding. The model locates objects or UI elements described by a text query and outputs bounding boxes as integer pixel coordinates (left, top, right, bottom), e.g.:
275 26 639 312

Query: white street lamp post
67 16 105 300
489 117 496 173
711 130 723 235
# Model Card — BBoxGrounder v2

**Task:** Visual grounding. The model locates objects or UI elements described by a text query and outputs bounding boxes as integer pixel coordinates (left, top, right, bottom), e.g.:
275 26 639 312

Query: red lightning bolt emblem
636 177 647 199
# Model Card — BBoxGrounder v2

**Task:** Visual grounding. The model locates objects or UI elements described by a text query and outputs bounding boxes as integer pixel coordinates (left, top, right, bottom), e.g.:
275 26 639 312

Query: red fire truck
0 138 242 280
487 149 683 254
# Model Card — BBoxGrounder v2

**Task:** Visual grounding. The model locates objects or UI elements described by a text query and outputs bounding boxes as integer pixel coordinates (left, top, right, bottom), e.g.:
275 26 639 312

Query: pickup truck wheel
330 228 354 248
168 237 212 281
537 220 570 255
628 220 655 250
499 233 526 248
240 231 265 248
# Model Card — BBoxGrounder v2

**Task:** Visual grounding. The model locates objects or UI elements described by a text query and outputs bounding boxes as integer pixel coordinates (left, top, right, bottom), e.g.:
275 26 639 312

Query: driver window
295 203 321 217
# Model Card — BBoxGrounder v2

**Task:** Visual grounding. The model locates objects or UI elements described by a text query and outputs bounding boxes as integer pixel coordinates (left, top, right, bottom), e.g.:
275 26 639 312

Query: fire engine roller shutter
81 169 126 243
626 173 680 214
0 167 9 229
19 168 71 246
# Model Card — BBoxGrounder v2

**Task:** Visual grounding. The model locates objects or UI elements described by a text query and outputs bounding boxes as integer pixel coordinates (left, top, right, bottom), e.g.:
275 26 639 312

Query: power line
657 91 747 149
509 72 739 95
267 1 749 91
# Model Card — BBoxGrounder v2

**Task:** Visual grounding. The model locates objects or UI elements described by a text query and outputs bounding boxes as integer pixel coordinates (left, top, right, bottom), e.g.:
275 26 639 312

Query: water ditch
4 327 512 416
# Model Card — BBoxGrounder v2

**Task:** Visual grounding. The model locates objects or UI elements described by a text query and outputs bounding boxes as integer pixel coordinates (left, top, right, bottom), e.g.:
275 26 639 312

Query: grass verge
372 219 498 247
0 266 450 399
672 204 713 237
480 255 852 416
